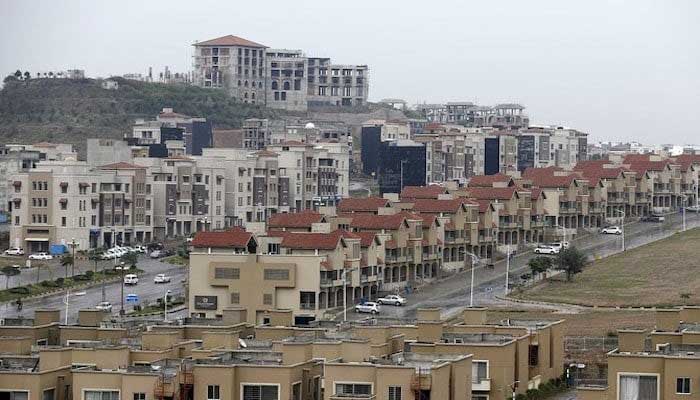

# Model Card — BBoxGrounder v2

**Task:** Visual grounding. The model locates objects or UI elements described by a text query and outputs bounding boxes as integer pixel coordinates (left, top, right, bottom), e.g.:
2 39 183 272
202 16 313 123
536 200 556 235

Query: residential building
377 140 427 195
0 145 41 217
417 102 530 130
361 120 411 176
192 35 267 103
307 58 369 107
265 49 308 111
126 108 212 157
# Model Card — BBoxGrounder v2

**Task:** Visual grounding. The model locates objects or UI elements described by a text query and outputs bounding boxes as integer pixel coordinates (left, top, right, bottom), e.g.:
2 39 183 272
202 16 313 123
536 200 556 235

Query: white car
4 247 24 256
95 301 113 312
355 302 381 314
154 274 171 284
550 241 570 250
534 245 559 255
377 294 406 306
28 252 53 260
124 274 139 285
134 245 147 253
100 250 117 260
601 226 622 235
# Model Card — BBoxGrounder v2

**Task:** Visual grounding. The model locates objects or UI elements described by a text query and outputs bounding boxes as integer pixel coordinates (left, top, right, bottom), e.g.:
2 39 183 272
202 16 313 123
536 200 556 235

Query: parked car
4 247 24 256
377 294 406 306
534 245 559 255
154 274 171 284
601 226 623 235
28 252 53 260
354 302 380 314
95 301 113 312
134 245 147 253
150 250 164 259
100 250 117 260
640 215 665 222
685 206 700 213
549 241 570 250
123 274 139 285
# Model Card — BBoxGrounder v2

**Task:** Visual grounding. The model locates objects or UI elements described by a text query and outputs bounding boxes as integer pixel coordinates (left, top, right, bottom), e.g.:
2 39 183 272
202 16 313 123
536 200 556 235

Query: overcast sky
2 0 698 143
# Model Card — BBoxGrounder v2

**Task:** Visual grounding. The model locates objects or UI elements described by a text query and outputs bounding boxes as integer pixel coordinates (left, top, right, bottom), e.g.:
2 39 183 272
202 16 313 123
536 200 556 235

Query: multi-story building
377 140 427 195
360 120 411 176
192 35 369 109
577 307 700 400
265 49 308 112
415 127 488 183
8 160 99 252
0 145 41 218
125 108 212 157
307 58 369 107
417 102 530 130
192 35 267 103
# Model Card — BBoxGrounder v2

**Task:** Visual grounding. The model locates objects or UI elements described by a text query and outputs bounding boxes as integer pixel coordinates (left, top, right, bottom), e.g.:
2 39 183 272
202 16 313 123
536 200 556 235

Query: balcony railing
472 378 491 392
300 303 316 310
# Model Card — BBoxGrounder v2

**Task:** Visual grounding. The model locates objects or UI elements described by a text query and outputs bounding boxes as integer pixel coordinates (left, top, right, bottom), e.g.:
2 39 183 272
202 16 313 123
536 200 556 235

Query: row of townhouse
577 307 700 400
7 142 349 252
0 307 564 400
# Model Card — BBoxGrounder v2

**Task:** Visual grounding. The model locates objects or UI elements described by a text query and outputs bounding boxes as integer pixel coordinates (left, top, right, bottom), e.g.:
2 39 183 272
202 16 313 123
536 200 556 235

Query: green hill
0 77 279 155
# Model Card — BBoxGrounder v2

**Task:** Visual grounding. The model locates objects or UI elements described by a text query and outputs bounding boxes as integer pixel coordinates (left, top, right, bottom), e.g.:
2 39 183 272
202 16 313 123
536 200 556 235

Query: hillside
0 77 279 155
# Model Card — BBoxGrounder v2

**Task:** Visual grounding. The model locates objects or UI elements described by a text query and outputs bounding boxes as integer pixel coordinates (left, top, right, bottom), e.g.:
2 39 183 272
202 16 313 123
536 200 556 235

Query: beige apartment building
578 307 700 400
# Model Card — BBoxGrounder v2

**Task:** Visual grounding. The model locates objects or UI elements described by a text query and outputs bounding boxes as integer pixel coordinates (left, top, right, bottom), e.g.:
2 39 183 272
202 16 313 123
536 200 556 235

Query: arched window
244 92 248 99
283 81 291 90
251 93 255 99
271 80 278 90
244 81 248 87
237 80 241 87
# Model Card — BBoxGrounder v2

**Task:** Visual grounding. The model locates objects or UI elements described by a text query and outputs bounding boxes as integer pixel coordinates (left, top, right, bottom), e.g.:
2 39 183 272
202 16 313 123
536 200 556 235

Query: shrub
9 286 30 294
85 270 94 278
55 277 65 286
41 280 58 287
73 274 90 281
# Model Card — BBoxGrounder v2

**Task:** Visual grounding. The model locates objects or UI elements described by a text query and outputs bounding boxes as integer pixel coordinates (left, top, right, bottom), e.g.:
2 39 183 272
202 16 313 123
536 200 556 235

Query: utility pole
505 246 511 295
164 289 171 322
69 238 78 276
119 261 125 316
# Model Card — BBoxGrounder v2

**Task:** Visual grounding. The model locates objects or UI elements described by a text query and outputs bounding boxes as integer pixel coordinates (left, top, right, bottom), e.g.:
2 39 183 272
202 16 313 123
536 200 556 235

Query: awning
25 238 49 241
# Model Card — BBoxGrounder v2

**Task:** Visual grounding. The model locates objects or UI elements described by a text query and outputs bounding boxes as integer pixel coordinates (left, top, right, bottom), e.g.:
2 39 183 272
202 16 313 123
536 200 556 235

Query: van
124 274 139 285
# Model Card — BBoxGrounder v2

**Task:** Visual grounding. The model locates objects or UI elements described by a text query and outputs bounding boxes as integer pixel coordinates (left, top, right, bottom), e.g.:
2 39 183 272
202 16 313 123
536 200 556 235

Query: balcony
320 278 334 288
472 378 491 392
330 395 376 400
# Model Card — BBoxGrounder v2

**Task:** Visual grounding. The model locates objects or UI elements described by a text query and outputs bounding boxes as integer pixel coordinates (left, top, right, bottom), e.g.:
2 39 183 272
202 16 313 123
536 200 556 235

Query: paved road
349 210 700 321
0 255 187 323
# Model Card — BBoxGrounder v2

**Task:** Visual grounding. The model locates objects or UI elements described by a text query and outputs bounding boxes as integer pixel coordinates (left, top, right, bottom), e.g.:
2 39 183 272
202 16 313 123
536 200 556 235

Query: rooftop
194 34 267 48
196 350 285 366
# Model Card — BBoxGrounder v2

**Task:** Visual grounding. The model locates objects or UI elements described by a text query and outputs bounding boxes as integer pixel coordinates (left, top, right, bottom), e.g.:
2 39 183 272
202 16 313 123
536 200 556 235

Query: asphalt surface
0 255 187 323
348 210 700 321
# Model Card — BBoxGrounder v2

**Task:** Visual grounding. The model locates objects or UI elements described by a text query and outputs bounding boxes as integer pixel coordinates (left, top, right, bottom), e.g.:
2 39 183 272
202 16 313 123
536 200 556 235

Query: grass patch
514 228 700 307
162 255 188 266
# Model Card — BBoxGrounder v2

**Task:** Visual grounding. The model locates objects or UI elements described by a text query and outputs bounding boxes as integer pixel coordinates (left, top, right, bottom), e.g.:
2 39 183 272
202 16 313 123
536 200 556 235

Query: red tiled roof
337 197 391 212
623 154 652 163
529 174 577 188
400 185 447 200
464 187 516 200
268 211 325 229
272 229 359 250
626 160 669 173
474 199 494 213
191 227 254 248
522 166 563 179
467 173 513 187
530 188 543 200
384 240 398 249
354 231 379 247
673 154 700 170
194 35 267 48
411 198 467 213
99 162 146 170
418 213 438 228
348 213 407 230
574 160 611 170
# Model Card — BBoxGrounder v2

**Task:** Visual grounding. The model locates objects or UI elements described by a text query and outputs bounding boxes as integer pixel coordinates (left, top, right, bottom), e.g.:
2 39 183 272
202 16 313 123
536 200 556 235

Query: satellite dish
239 338 247 348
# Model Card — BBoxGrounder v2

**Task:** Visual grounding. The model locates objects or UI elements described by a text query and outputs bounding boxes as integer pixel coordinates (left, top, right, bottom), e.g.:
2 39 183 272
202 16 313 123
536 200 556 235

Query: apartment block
192 35 369 109
377 140 427 195
577 307 700 400
361 120 411 176
417 102 529 130
266 49 308 112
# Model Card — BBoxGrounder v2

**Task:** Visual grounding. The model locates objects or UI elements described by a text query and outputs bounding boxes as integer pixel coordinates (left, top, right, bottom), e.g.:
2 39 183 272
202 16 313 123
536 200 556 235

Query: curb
122 305 186 318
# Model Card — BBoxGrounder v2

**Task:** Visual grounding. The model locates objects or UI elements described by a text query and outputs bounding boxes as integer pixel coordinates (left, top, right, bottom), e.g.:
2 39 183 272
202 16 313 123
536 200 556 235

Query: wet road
350 210 700 321
0 255 187 323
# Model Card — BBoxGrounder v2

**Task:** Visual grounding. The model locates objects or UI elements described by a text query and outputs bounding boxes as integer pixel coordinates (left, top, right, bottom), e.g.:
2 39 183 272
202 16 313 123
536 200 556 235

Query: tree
88 248 104 275
122 252 138 270
23 71 30 81
4 75 17 84
528 256 553 280
60 254 73 279
2 266 21 289
680 292 692 305
557 246 587 281
14 70 22 79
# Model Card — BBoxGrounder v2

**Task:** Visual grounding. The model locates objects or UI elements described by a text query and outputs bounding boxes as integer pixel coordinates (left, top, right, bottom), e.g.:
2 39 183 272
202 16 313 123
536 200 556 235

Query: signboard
194 295 218 310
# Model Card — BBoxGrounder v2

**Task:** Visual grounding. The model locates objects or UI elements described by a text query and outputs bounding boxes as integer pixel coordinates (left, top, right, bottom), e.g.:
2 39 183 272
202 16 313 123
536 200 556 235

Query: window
61 217 66 227
388 386 402 400
242 385 278 400
335 383 371 397
677 378 691 394
133 394 146 400
43 389 55 400
472 360 488 383
84 391 119 400
263 293 273 305
214 267 240 279
528 345 539 366
264 269 289 280
0 392 28 400
230 292 240 304
292 383 301 400
619 375 658 400
299 291 316 309
207 385 220 400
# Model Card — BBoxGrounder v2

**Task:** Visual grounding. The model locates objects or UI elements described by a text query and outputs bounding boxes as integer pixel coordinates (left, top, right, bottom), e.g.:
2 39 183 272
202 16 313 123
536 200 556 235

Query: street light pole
461 250 480 307
682 195 687 232
119 261 125 316
505 246 511 295
613 209 626 251
164 289 171 322
343 269 348 322
69 238 78 277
